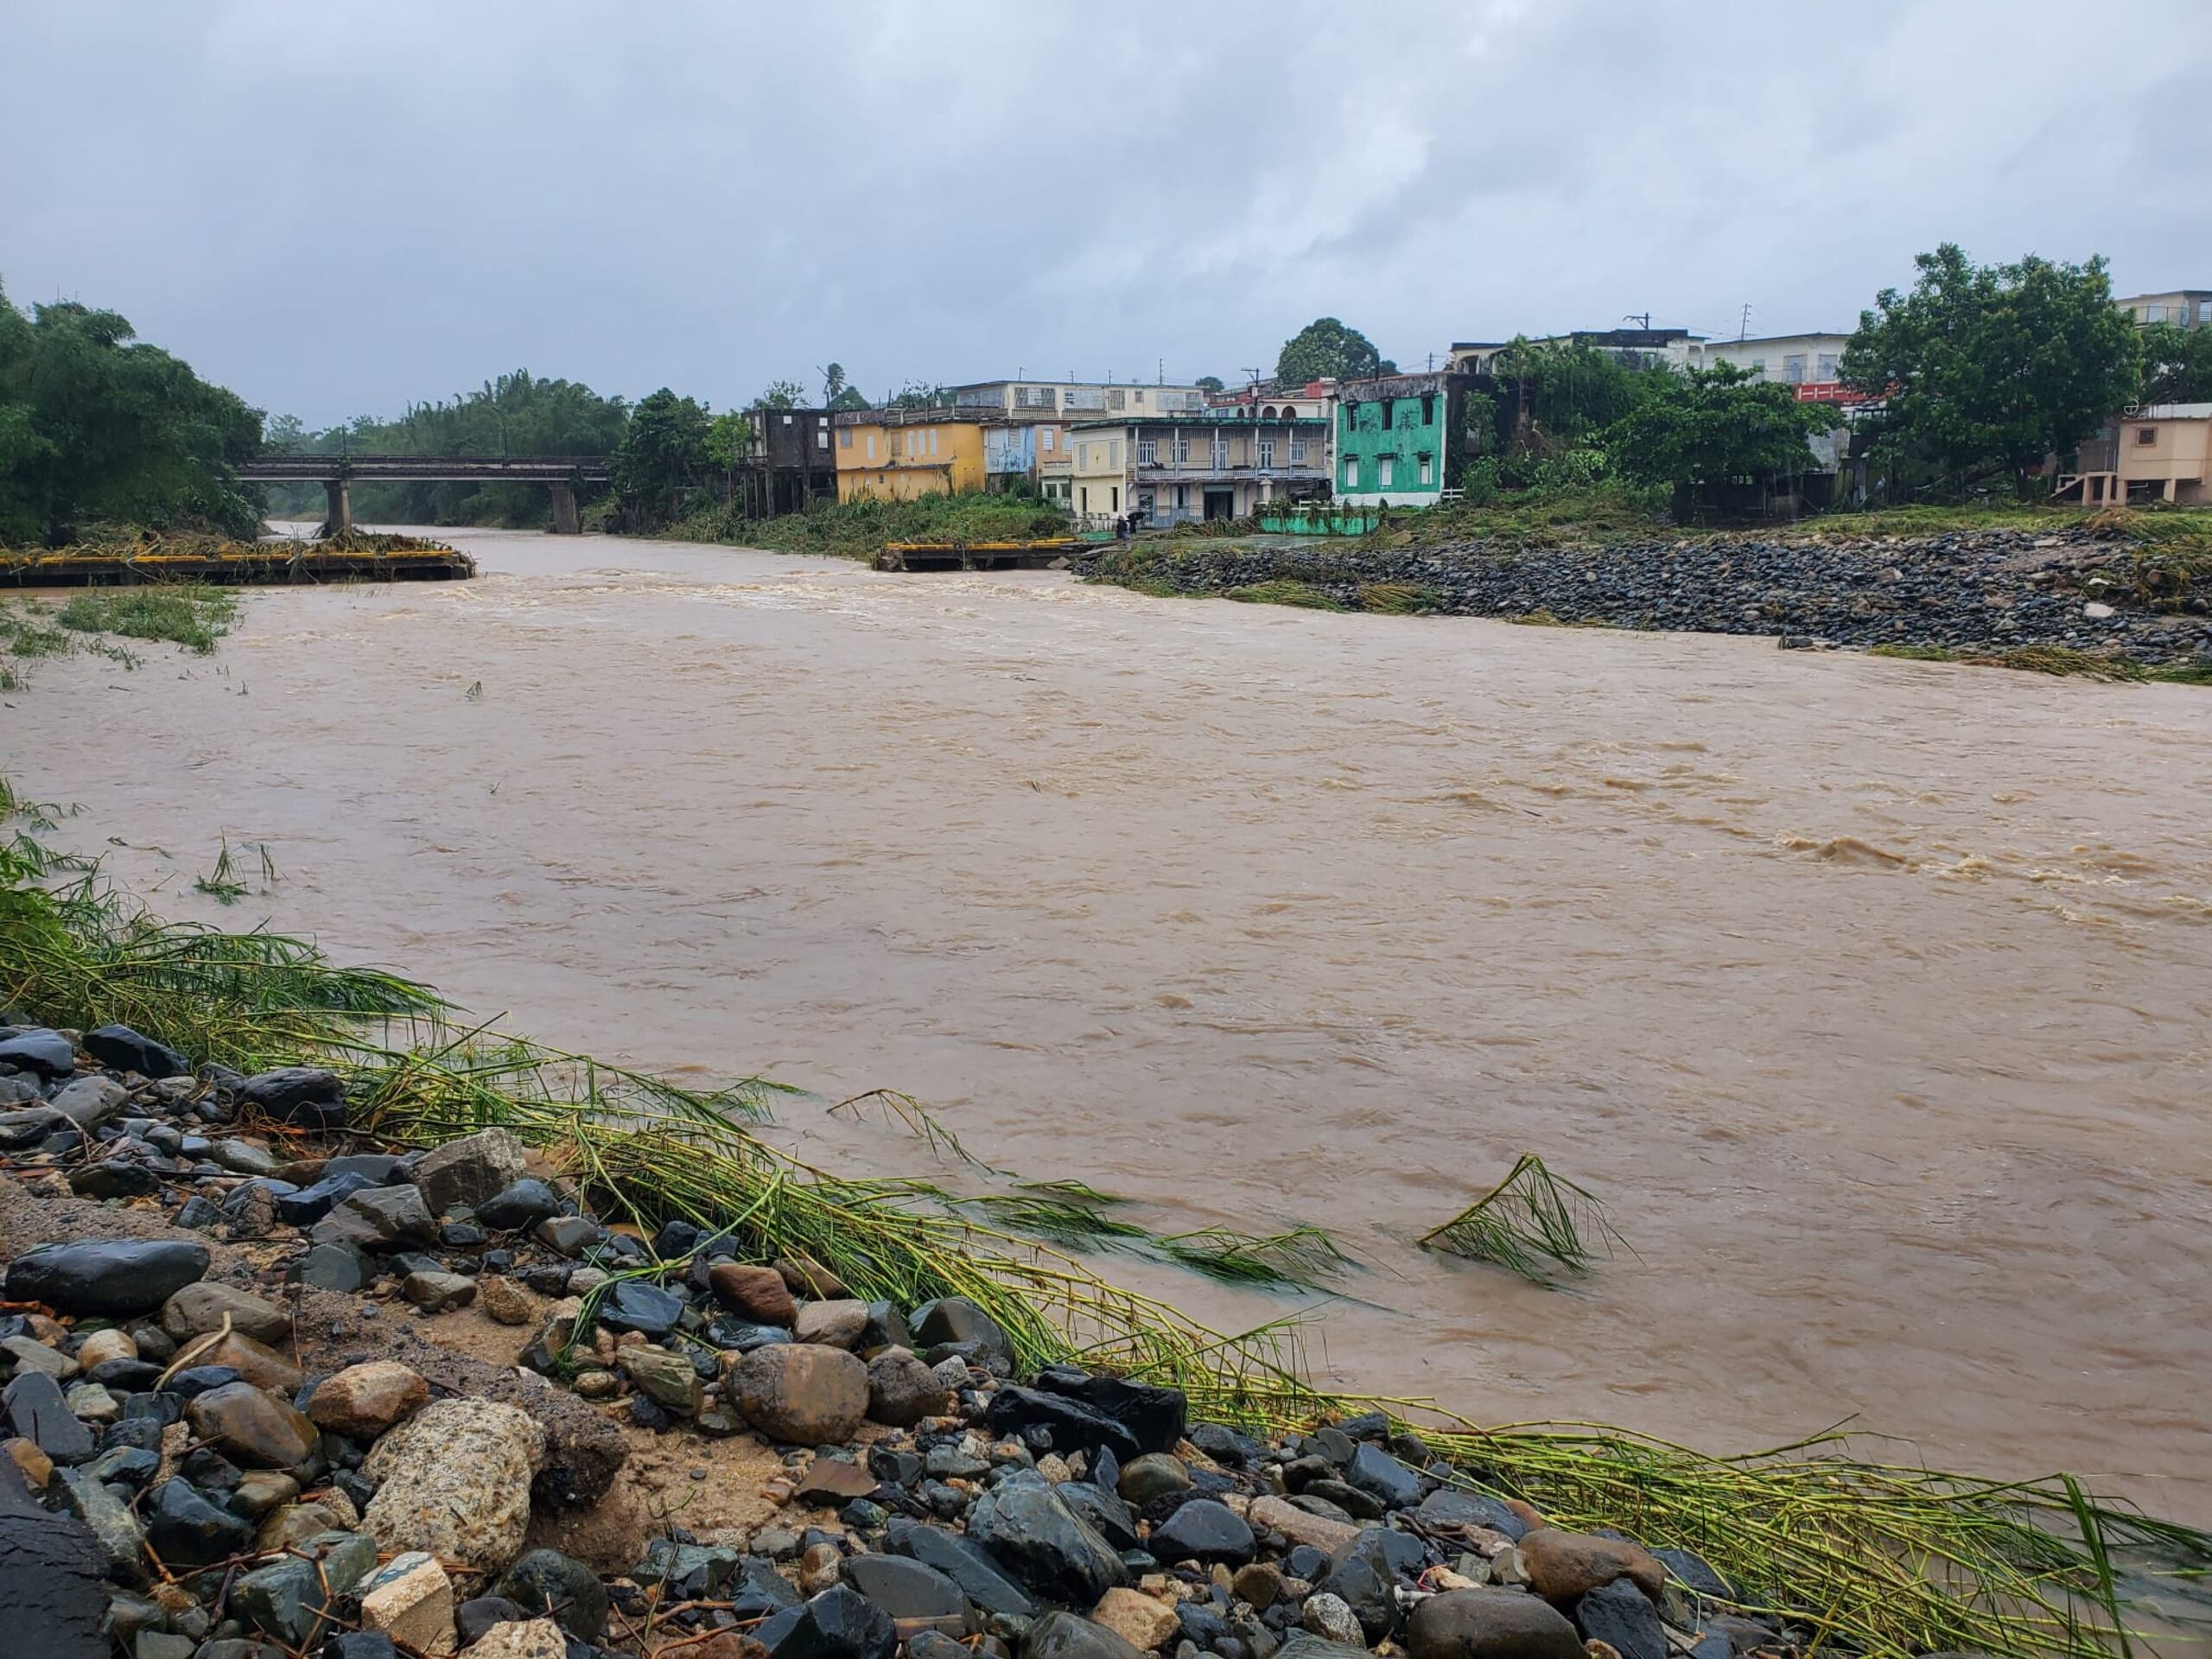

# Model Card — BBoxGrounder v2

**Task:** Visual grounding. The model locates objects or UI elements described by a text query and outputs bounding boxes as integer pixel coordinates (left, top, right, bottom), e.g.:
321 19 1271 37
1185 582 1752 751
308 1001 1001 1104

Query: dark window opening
1421 395 1435 425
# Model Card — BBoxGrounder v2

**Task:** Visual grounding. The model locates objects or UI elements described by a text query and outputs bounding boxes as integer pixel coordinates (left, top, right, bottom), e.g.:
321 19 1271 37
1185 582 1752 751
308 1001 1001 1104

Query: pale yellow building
2060 404 2210 505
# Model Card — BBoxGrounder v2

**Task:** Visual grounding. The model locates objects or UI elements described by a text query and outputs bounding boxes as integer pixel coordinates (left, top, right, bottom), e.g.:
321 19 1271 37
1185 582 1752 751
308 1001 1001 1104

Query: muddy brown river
8 527 2209 1519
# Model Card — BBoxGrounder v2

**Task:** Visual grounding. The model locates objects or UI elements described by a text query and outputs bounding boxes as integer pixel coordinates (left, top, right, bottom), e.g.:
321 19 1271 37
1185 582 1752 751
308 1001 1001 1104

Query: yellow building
1068 425 1128 523
832 410 989 501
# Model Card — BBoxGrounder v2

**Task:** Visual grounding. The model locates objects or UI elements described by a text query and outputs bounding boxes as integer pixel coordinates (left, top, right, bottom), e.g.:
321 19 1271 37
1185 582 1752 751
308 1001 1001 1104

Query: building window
1080 486 1089 512
1108 390 1126 410
929 429 940 455
1421 394 1435 425
1344 458 1358 488
1257 439 1275 469
1751 359 1766 377
1783 354 1808 384
817 429 829 449
1173 435 1190 463
1174 485 1186 508
867 434 877 460
1378 455 1394 487
1134 391 1146 406
1137 439 1157 465
1418 456 1433 486
1816 353 1838 380
1289 436 1306 461
1042 428 1055 453
839 429 853 449
1110 486 1119 512
2137 426 2158 445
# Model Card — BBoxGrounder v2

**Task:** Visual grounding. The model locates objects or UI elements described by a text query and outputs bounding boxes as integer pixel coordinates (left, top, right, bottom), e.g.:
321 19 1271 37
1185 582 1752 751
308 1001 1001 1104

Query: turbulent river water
9 527 2211 1519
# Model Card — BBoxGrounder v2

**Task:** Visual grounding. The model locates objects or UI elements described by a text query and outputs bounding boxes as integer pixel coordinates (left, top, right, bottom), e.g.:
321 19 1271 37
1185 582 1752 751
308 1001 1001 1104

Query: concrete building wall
1332 375 1466 508
833 415 988 501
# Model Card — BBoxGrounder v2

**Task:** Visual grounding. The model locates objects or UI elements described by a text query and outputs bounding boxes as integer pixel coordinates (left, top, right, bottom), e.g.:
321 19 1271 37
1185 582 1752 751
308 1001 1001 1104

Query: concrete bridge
238 454 613 535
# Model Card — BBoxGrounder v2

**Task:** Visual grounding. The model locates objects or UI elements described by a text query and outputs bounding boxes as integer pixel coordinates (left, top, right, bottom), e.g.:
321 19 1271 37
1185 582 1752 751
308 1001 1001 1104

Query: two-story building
1331 372 1478 510
2058 404 2210 505
1450 328 1707 376
1068 409 1329 526
831 409 991 501
742 405 838 514
1701 333 1856 399
950 379 1209 502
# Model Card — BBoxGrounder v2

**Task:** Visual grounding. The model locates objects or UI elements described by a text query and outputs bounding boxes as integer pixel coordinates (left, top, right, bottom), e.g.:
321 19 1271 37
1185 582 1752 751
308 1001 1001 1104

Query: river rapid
8 527 2210 1519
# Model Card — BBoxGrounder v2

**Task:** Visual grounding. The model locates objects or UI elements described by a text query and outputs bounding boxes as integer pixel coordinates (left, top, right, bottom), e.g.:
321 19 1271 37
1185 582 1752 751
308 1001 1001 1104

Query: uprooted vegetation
3 787 2209 1659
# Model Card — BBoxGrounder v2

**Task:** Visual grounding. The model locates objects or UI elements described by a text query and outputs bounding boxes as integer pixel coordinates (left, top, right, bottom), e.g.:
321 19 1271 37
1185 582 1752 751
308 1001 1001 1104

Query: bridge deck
239 454 611 483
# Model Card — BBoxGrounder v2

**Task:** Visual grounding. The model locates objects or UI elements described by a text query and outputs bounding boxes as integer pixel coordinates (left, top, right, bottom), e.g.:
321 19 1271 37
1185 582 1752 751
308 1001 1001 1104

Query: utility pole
1624 312 1652 330
1737 303 1753 341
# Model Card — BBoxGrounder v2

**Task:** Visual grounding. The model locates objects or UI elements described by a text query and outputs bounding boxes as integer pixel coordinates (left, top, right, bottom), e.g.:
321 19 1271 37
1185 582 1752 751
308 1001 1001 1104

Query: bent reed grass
1 808 2206 1659
1421 1154 1628 1285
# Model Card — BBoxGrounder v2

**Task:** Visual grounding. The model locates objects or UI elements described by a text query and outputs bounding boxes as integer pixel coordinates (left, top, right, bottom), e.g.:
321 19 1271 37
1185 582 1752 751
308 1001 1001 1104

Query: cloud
3 0 2204 423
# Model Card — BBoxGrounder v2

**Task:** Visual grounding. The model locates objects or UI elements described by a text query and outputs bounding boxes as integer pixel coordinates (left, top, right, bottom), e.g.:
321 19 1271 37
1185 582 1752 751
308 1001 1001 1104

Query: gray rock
767 1582 898 1659
5 1238 209 1318
969 1480 1129 1605
1148 1497 1254 1567
497 1548 609 1640
867 1345 950 1427
731 1343 870 1444
841 1552 969 1637
237 1067 347 1128
46 1076 130 1131
1116 1452 1192 1507
1573 1580 1667 1659
0 1027 76 1079
289 1242 368 1292
331 1184 437 1251
4 1368 96 1463
232 1555 331 1647
886 1517 1039 1618
401 1269 478 1313
1299 1594 1364 1648
1023 1611 1147 1659
1406 1588 1584 1659
0 1453 108 1659
83 1026 189 1079
1417 1489 1528 1541
413 1128 528 1217
1344 1443 1422 1510
1274 1638 1373 1659
58 1466 146 1574
162 1281 290 1344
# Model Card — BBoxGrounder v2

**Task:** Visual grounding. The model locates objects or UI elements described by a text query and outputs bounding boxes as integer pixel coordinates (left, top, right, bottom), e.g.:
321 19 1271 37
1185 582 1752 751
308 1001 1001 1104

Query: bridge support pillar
549 481 580 535
321 478 352 539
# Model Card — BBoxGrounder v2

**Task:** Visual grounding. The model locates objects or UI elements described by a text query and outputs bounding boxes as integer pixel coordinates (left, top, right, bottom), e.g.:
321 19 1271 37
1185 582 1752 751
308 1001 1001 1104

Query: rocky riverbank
1079 529 2212 664
1 1019 1771 1659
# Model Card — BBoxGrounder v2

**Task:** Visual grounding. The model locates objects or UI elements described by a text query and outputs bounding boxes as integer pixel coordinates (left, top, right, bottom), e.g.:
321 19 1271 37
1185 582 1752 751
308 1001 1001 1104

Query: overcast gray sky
6 0 2207 427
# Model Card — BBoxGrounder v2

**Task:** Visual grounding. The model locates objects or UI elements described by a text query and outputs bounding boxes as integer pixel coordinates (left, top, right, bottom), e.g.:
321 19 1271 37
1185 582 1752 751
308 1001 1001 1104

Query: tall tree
1275 318 1395 385
1606 363 1830 518
1194 375 1225 394
613 388 709 526
0 283 262 543
1840 245 2141 494
755 379 808 410
2139 321 2212 406
820 363 848 404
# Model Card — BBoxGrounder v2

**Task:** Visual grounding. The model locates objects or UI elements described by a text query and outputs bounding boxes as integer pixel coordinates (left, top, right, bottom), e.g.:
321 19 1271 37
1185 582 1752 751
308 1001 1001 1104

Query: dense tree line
0 283 261 545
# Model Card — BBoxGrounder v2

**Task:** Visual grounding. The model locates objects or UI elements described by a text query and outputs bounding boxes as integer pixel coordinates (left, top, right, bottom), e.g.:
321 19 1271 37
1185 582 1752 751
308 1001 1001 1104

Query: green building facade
1332 372 1474 509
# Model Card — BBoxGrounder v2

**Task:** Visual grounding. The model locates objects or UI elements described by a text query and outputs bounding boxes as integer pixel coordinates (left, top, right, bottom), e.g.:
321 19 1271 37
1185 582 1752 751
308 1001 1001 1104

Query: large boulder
5 1238 209 1318
363 1397 545 1573
908 1295 1014 1370
1573 1580 1668 1659
413 1128 528 1217
969 1480 1129 1605
729 1343 868 1444
0 1028 76 1079
841 1553 968 1640
46 1077 129 1131
1406 1588 1586 1659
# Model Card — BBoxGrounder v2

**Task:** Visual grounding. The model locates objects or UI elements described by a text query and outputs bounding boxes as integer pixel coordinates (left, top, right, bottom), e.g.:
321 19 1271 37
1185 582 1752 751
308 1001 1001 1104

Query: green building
1332 371 1477 509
